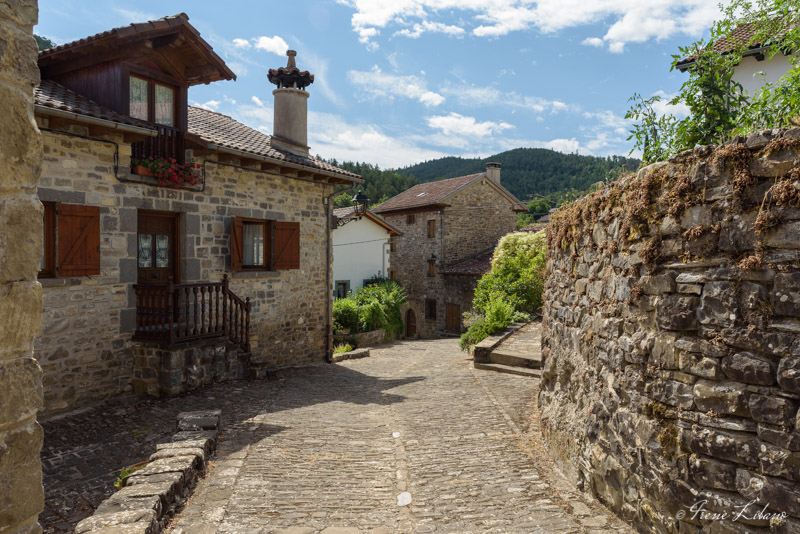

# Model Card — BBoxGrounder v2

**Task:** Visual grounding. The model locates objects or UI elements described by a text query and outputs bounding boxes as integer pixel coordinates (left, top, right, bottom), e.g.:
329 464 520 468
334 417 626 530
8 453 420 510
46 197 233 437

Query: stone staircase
472 321 542 377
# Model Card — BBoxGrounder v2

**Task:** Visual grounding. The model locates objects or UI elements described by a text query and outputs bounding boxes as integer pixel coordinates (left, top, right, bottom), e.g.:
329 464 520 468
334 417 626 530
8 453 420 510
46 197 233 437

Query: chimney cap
268 50 314 89
487 162 501 168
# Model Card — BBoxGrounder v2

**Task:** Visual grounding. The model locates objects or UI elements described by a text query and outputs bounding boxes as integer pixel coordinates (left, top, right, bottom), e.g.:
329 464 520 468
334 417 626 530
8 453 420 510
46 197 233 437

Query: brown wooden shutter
230 217 243 272
274 221 300 270
57 204 100 276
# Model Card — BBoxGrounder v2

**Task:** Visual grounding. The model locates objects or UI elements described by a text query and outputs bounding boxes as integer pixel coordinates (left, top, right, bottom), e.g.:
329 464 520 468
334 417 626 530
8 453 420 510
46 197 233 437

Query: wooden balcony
133 275 250 351
132 125 185 163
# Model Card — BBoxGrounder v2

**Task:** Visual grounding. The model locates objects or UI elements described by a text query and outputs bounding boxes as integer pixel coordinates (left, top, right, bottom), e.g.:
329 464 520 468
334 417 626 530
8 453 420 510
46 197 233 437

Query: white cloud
348 66 445 106
441 84 573 115
582 37 604 48
396 20 465 39
232 38 251 49
337 1 726 51
251 96 265 107
193 100 221 111
426 112 513 138
253 35 290 56
113 8 156 23
651 90 690 118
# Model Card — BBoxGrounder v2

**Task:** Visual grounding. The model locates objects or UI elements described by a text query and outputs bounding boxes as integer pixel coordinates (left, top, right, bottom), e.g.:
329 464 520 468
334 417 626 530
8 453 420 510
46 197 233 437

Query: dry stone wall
541 130 800 534
0 1 45 532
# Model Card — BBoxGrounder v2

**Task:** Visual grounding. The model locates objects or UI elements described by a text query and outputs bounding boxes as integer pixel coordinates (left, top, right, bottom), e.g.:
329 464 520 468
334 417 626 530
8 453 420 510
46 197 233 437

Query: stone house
332 207 402 298
373 164 525 338
32 14 361 415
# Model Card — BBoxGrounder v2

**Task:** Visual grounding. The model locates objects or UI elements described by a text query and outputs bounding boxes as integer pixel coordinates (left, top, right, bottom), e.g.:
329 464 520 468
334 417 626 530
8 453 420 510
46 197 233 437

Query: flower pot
132 165 154 177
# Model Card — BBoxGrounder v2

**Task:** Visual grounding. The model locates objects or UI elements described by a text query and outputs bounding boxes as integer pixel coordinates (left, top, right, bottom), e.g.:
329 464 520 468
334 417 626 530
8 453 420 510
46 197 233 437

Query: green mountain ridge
397 148 640 202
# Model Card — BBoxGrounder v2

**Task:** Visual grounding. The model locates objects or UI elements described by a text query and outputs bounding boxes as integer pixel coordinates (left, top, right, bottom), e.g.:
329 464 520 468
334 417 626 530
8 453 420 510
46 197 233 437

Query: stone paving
167 336 634 533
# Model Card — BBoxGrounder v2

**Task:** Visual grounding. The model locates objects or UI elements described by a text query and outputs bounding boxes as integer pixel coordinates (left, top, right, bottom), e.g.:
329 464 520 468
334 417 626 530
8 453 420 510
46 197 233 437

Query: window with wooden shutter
230 217 244 271
57 204 100 276
39 202 56 278
274 221 300 270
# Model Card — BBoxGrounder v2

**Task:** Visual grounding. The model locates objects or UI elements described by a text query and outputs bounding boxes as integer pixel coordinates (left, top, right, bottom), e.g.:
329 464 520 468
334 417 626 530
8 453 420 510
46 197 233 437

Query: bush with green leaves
333 343 353 354
627 0 800 164
332 280 407 338
458 299 516 351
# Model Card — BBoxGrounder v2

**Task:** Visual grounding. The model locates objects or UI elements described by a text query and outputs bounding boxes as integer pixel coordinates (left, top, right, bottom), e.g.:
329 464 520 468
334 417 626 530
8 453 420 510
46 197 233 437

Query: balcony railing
133 274 250 351
132 125 185 163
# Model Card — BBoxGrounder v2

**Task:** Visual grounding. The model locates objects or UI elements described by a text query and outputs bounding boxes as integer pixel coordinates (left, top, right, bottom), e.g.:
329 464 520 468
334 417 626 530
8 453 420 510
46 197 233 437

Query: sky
34 1 728 169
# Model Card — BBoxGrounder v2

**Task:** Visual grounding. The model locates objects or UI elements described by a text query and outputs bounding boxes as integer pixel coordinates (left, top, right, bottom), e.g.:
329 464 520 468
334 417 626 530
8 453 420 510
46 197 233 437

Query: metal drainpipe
324 185 355 363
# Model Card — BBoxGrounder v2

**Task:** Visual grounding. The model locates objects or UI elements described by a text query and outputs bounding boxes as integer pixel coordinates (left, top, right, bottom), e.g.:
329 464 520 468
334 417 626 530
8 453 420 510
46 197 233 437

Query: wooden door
405 309 416 338
137 211 180 284
446 304 461 333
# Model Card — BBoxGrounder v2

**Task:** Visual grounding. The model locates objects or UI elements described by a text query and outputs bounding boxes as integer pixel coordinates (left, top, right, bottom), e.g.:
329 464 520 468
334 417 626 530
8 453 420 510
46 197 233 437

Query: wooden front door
405 309 416 338
137 211 180 284
446 304 461 333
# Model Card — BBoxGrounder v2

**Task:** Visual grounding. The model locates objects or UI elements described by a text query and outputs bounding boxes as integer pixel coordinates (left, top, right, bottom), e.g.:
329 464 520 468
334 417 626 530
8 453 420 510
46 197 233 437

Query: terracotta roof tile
677 21 786 68
187 106 359 180
34 79 156 129
372 173 482 213
439 249 494 276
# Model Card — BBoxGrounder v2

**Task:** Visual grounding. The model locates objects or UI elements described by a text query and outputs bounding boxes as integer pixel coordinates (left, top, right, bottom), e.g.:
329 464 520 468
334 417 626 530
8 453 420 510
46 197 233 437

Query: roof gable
333 207 402 235
38 13 235 85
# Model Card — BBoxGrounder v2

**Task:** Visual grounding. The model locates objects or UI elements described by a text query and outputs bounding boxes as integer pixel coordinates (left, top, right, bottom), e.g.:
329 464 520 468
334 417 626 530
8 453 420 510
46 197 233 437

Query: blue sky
35 1 725 168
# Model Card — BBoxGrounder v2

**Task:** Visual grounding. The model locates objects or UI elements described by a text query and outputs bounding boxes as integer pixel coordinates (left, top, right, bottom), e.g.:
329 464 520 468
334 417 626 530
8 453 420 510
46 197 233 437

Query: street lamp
337 190 370 227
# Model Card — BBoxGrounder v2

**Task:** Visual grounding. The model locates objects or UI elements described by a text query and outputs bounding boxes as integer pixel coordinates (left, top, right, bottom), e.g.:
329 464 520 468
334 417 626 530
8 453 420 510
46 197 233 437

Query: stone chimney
268 50 314 157
486 162 501 185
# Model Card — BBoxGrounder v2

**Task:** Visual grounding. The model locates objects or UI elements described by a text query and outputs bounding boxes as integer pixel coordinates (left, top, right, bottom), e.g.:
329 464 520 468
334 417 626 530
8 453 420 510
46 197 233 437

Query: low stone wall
74 410 220 534
331 347 370 363
132 341 248 397
540 130 800 533
351 328 387 347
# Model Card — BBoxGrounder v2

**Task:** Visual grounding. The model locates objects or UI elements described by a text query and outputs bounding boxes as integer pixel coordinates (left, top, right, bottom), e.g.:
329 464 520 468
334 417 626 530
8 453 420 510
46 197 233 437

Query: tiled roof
676 21 787 68
439 249 494 276
187 107 359 180
372 173 482 213
34 79 156 130
332 207 402 235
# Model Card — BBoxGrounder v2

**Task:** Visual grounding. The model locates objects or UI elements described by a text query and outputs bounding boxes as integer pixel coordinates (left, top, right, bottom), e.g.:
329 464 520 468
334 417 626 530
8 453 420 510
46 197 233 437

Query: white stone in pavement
396 492 412 506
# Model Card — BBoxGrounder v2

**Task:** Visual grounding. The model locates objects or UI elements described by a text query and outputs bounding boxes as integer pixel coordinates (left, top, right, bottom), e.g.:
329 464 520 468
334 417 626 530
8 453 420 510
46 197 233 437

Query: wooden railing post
222 274 229 338
245 297 251 353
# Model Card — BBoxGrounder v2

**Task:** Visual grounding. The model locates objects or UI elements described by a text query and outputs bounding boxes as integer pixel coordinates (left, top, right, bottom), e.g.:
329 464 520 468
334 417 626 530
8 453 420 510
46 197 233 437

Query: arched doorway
405 309 416 338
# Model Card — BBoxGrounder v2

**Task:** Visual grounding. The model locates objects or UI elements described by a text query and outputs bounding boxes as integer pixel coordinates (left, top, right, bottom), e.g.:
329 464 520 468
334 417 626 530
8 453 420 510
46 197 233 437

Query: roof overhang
336 209 403 235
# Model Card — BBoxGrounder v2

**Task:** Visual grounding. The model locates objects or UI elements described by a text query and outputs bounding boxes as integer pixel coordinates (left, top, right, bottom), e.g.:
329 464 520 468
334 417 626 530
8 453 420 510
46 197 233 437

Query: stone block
95 494 162 518
156 437 214 457
697 282 737 328
721 352 775 385
149 446 206 463
778 357 800 394
758 424 800 452
736 469 800 519
74 509 158 534
0 87 41 191
749 394 798 426
657 296 700 331
641 273 676 295
773 273 800 317
766 222 800 248
693 380 749 416
718 213 757 253
0 419 43 527
119 258 137 283
678 351 722 380
689 454 736 490
171 430 218 452
176 410 221 431
684 427 760 467
0 357 42 427
650 333 678 369
646 379 694 409
0 195 42 282
750 149 798 177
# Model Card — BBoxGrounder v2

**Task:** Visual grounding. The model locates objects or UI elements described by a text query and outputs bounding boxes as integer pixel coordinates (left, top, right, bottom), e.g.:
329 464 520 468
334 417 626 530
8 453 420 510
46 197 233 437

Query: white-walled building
332 207 402 298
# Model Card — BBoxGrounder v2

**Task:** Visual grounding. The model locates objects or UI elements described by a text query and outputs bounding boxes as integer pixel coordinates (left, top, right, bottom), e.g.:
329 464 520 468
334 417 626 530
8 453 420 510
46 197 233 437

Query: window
39 203 101 278
231 217 300 271
427 259 436 277
129 74 176 126
39 202 56 277
388 269 397 281
390 237 397 252
406 214 416 224
425 298 437 320
427 219 436 238
335 280 350 299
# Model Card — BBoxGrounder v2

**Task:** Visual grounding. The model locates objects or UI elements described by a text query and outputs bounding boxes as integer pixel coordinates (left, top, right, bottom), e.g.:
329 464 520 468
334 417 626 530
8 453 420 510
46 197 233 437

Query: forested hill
397 148 640 201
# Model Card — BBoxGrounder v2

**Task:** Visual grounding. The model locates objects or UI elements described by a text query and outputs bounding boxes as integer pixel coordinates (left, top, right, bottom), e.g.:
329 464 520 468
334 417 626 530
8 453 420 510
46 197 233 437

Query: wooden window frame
427 219 436 238
390 237 397 252
425 298 437 320
388 269 397 281
427 259 436 277
39 201 56 278
231 218 300 272
127 72 178 127
406 214 416 224
232 217 272 272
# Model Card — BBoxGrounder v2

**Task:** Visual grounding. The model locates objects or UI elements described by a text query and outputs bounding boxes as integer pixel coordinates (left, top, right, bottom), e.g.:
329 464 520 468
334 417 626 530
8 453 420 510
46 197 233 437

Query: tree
627 0 800 164
34 34 56 51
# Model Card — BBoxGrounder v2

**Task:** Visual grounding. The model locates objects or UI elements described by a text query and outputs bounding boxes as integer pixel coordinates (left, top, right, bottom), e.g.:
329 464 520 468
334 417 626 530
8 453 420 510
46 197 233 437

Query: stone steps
489 350 541 369
473 361 542 378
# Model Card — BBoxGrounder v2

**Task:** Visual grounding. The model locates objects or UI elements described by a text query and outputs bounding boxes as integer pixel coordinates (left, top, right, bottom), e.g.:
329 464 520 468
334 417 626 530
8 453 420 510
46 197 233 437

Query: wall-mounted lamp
337 190 370 228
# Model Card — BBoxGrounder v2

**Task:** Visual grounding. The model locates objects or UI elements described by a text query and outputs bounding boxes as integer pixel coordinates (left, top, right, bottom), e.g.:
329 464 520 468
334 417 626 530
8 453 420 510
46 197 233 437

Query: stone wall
0 1 45 532
383 178 517 337
35 124 333 415
540 130 800 533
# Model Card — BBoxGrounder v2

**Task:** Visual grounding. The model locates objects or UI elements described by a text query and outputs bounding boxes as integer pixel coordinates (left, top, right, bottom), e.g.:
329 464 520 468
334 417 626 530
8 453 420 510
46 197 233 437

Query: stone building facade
0 0 45 531
374 164 525 337
541 131 800 533
31 15 360 415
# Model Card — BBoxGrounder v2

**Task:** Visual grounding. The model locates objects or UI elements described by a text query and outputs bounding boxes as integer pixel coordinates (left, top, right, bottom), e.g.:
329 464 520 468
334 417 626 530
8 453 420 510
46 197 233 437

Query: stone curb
331 347 370 363
472 321 527 363
73 410 221 534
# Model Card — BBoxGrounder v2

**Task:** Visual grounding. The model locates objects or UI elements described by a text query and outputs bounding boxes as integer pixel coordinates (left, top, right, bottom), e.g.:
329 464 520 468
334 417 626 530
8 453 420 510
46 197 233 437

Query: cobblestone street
168 336 633 533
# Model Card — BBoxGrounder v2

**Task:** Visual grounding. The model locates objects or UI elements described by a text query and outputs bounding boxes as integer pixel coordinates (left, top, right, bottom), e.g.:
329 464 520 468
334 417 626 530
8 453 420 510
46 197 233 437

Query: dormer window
129 74 175 127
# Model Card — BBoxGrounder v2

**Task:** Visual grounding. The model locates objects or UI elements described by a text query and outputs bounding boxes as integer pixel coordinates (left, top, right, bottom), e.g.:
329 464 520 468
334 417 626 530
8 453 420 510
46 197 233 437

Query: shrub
332 280 407 338
459 299 515 351
333 343 353 354
358 300 386 332
333 298 358 332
